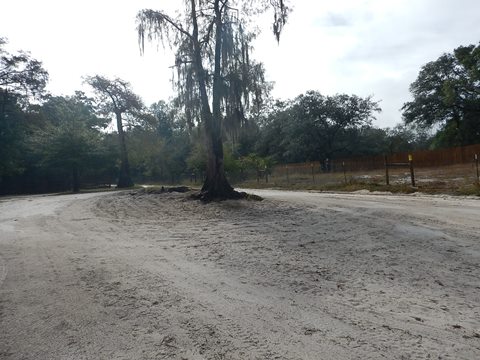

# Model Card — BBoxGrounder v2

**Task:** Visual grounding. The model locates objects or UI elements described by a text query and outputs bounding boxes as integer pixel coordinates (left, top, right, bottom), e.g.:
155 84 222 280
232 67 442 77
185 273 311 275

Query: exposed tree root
128 186 262 202
190 189 263 202
132 186 191 195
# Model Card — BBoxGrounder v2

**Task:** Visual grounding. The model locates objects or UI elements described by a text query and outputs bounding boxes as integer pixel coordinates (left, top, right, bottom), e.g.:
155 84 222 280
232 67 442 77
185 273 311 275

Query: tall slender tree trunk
72 164 80 193
1 89 7 123
191 0 240 200
115 111 134 188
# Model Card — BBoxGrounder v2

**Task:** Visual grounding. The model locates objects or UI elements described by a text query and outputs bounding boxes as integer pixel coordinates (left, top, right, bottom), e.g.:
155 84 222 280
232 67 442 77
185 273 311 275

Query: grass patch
454 183 480 196
233 163 480 197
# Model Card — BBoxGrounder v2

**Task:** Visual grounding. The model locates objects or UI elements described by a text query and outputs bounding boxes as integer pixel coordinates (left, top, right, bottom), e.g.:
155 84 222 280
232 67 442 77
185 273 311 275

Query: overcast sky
1 0 480 128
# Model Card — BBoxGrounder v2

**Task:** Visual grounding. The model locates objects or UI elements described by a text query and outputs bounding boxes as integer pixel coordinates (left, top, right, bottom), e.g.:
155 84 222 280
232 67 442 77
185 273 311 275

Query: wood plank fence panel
272 143 480 174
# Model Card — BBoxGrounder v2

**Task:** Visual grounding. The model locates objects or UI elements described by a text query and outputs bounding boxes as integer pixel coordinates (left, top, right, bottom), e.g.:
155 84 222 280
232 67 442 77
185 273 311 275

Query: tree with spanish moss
137 0 289 200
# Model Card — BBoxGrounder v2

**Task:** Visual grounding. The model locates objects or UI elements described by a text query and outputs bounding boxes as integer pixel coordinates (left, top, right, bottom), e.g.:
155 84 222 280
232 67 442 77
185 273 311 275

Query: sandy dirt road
0 189 479 359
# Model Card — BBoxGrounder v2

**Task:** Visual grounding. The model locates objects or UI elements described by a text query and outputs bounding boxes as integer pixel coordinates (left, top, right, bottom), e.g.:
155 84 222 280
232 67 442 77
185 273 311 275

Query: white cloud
254 0 480 126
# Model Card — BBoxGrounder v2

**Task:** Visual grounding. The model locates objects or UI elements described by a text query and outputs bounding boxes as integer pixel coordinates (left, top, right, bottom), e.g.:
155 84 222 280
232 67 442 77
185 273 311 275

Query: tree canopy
0 37 48 99
257 91 381 162
33 94 108 192
402 43 480 147
1 39 49 181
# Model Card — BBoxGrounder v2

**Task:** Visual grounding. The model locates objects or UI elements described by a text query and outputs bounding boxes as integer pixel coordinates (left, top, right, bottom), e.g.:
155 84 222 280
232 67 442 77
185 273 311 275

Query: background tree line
1 36 479 195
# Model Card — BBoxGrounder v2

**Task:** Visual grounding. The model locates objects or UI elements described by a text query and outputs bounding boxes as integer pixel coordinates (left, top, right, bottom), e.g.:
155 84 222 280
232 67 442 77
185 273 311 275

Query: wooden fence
273 143 480 174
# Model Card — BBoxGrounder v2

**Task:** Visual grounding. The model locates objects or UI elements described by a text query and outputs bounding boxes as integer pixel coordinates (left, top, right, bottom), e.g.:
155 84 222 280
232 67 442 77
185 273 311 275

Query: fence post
384 155 389 185
409 154 415 187
342 161 347 184
265 166 269 183
311 163 315 184
286 165 289 184
475 154 479 185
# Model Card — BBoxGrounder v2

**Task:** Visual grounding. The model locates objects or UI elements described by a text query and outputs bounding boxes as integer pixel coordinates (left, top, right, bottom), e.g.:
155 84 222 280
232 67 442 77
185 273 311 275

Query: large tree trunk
190 0 242 201
201 123 238 198
115 111 134 188
1 89 7 123
72 164 80 193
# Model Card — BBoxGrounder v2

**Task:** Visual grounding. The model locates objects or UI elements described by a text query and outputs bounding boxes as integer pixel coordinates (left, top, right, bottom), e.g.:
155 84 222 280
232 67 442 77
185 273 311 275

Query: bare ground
0 189 479 359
